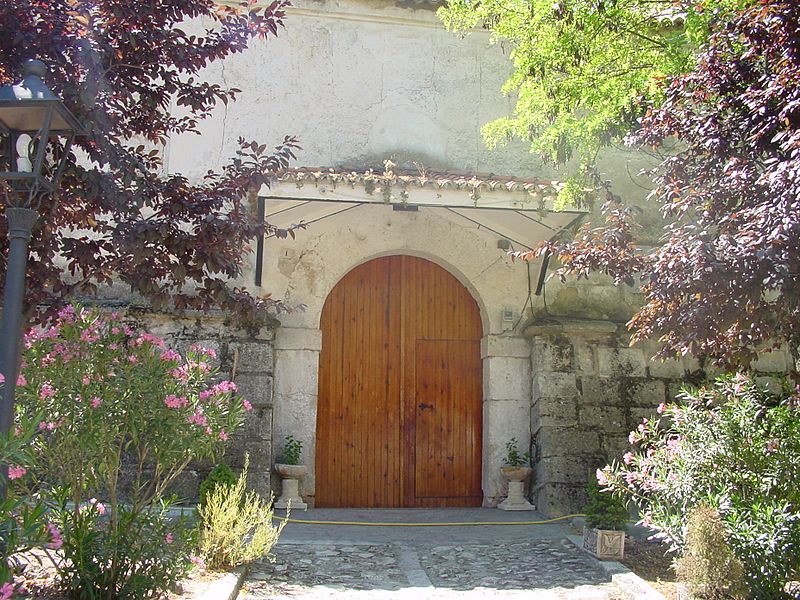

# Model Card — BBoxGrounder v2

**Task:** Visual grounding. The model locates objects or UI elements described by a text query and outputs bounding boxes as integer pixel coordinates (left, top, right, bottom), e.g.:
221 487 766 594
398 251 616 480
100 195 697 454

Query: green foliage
54 491 197 600
600 374 800 598
584 479 628 531
199 463 237 510
0 420 60 596
14 305 250 598
676 503 747 599
279 435 303 466
198 456 285 570
503 438 530 467
438 0 755 204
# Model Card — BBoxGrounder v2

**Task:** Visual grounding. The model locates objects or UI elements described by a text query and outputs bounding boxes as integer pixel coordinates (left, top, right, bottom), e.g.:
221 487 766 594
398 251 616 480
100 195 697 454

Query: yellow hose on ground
272 514 587 526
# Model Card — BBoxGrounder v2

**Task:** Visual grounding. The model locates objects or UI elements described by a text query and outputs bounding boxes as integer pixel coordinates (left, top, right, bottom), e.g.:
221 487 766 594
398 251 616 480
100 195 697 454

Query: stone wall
120 308 276 502
527 320 667 517
525 317 793 517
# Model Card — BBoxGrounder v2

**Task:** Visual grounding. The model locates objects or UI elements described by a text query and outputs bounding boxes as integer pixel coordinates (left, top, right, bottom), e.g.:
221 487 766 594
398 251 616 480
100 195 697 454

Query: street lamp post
0 59 83 489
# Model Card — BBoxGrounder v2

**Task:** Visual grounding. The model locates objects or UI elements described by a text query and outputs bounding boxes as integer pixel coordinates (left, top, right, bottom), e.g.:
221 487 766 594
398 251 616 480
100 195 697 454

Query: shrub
599 374 800 598
675 503 747 599
584 479 628 531
198 455 285 570
199 463 237 510
279 435 302 465
0 418 61 597
15 305 251 598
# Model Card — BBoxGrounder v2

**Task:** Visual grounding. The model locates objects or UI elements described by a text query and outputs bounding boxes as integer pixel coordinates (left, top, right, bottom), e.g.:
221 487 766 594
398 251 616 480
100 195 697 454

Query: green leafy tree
438 0 749 181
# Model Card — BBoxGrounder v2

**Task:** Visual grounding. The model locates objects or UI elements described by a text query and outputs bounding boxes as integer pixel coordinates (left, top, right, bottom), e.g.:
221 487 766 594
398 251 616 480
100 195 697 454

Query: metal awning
259 167 587 250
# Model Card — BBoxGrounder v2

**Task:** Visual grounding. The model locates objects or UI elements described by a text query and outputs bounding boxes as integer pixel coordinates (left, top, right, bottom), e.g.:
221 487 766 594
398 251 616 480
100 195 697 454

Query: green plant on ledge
503 438 530 467
584 479 628 531
279 435 303 465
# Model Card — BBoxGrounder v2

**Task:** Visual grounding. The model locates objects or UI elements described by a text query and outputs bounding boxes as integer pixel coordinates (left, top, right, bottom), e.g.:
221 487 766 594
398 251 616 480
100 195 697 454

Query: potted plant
274 435 307 510
582 479 628 560
498 437 535 511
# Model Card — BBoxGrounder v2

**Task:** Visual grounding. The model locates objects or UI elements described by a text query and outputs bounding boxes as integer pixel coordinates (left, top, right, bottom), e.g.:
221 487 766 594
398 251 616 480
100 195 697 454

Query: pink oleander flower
82 375 91 385
187 410 208 427
189 554 206 570
215 380 237 394
628 431 637 445
57 305 76 321
90 397 103 409
80 330 99 343
165 533 174 544
656 403 666 414
16 374 26 386
39 382 56 399
164 395 188 409
111 327 120 335
596 468 609 486
205 426 213 435
8 465 26 480
89 498 106 516
109 343 119 350
622 452 634 465
189 361 211 373
133 333 166 349
199 389 213 402
189 344 217 360
46 523 63 549
242 399 252 411
0 374 4 385
171 366 190 383
219 430 228 441
127 355 138 364
0 581 14 600
161 349 181 362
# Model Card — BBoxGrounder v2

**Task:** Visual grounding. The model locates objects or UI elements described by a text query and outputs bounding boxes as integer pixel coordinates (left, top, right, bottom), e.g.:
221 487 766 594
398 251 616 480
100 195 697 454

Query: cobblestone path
240 540 624 599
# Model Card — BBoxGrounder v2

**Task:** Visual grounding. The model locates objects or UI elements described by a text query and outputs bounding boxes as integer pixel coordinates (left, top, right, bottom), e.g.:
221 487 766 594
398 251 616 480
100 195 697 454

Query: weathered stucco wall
165 0 659 211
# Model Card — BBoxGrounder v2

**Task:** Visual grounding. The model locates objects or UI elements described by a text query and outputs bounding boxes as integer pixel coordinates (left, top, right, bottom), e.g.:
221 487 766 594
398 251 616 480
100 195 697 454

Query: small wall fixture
497 238 511 250
393 204 418 212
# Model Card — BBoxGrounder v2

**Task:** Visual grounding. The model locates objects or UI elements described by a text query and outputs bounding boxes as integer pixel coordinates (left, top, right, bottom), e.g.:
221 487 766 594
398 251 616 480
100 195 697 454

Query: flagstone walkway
238 509 627 599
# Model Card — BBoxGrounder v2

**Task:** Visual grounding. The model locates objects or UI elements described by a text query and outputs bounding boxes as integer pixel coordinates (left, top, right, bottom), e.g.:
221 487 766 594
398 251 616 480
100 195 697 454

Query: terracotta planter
274 463 308 510
498 466 535 511
582 526 625 561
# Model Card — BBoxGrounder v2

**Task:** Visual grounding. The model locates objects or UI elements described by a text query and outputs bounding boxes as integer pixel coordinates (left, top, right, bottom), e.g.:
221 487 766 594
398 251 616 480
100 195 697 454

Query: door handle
418 402 434 412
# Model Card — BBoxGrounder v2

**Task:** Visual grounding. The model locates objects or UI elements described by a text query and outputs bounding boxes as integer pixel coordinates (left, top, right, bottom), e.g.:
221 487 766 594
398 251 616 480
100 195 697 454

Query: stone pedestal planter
582 526 625 560
274 464 308 510
498 466 535 511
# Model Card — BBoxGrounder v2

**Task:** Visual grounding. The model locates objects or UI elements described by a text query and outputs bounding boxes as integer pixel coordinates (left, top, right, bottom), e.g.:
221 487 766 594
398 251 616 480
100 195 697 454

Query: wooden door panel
316 255 483 507
414 340 482 501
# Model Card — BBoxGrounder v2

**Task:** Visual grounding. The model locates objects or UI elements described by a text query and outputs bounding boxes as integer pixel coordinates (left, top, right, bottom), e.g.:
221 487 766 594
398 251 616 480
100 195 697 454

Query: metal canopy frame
253 194 586 287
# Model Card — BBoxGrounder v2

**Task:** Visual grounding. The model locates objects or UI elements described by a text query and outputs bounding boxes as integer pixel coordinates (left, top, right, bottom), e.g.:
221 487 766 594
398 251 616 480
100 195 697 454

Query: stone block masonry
525 318 789 517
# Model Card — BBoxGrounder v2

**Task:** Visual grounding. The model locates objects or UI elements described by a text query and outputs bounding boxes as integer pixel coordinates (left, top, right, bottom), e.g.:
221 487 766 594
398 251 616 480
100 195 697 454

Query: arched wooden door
316 255 483 507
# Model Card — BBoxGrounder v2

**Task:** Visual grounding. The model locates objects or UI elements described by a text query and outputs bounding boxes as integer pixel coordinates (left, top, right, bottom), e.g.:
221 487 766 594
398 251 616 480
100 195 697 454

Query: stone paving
240 540 625 599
